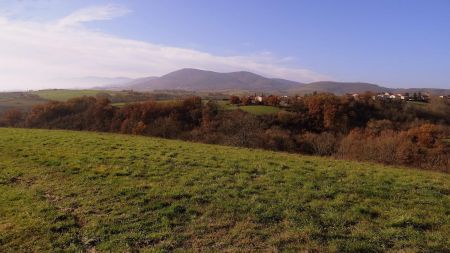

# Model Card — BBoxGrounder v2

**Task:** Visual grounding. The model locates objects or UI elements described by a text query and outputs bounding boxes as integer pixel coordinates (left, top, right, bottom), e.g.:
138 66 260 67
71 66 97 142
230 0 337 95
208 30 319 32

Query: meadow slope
0 128 449 252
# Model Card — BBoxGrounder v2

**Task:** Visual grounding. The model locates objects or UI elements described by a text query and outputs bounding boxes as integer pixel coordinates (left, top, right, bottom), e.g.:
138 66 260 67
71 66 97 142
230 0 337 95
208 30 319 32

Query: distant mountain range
97 68 450 95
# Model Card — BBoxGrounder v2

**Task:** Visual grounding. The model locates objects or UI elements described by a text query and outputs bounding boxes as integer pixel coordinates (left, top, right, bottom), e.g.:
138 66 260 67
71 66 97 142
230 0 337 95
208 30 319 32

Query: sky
0 0 449 90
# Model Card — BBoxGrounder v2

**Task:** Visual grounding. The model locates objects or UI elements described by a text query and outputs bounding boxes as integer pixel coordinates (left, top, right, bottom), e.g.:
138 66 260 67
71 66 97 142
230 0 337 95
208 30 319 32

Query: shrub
302 132 338 156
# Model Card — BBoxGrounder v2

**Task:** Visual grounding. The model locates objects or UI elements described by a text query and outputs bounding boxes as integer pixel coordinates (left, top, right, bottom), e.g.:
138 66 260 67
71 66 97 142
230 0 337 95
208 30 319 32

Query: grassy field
110 102 128 107
31 89 119 101
0 90 121 112
0 92 48 113
406 101 428 106
111 99 183 108
214 100 281 115
114 100 281 115
238 105 281 115
1 128 449 252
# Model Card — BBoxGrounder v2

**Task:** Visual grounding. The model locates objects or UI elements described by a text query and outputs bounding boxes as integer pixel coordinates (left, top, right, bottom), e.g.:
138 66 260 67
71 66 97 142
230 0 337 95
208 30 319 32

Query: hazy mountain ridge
288 81 386 95
125 68 303 93
97 69 450 95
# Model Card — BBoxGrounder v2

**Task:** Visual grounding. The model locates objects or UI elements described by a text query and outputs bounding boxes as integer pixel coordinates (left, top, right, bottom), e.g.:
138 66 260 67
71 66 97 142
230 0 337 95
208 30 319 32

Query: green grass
213 100 281 115
238 105 281 115
110 102 127 107
1 128 449 252
111 100 183 108
406 101 428 106
32 89 119 101
0 92 48 113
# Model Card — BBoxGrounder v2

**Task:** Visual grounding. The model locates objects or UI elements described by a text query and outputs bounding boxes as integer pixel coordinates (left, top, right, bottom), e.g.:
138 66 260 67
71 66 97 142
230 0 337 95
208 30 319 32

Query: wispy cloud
0 4 330 90
56 4 131 27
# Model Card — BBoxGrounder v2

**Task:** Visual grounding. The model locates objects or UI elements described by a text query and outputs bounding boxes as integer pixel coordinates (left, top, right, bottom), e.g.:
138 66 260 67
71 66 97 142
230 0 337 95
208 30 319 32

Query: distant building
371 92 408 101
421 94 430 102
397 94 408 100
374 92 391 100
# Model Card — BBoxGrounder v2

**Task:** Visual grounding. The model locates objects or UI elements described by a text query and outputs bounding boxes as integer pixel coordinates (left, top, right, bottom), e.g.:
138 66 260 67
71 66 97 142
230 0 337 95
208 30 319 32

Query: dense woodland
1 93 449 172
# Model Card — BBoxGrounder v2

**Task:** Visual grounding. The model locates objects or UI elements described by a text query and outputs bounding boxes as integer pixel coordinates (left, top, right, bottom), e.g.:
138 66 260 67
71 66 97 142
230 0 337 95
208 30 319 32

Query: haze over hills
97 76 158 90
56 76 133 89
118 68 303 94
97 68 450 95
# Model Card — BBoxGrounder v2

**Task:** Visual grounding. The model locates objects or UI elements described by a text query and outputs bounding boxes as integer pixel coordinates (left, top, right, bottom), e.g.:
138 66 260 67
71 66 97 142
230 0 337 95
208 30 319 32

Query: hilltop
1 128 449 252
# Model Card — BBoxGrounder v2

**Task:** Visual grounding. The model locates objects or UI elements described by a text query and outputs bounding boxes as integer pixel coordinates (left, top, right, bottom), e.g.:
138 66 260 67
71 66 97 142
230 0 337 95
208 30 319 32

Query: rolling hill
1 128 449 252
288 81 387 95
99 68 450 95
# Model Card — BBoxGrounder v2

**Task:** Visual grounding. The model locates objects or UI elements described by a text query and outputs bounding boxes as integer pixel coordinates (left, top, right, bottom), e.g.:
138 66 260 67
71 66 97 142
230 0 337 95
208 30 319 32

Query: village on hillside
228 92 449 107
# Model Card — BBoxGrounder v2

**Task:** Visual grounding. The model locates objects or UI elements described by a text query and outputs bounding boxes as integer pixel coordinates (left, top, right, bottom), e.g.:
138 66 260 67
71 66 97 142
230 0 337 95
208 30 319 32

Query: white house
397 94 408 100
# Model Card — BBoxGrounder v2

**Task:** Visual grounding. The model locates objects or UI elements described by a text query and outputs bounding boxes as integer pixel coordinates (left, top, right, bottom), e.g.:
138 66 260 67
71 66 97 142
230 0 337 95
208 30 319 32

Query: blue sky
0 0 449 90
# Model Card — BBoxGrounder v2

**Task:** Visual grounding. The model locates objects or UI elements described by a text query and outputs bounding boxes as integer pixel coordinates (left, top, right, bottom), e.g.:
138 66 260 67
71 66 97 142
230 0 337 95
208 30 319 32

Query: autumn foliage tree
0 109 24 127
265 95 279 106
229 96 240 105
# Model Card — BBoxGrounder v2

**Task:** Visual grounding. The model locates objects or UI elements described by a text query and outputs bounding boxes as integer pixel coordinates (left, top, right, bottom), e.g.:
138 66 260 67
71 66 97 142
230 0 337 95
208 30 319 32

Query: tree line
1 93 449 172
